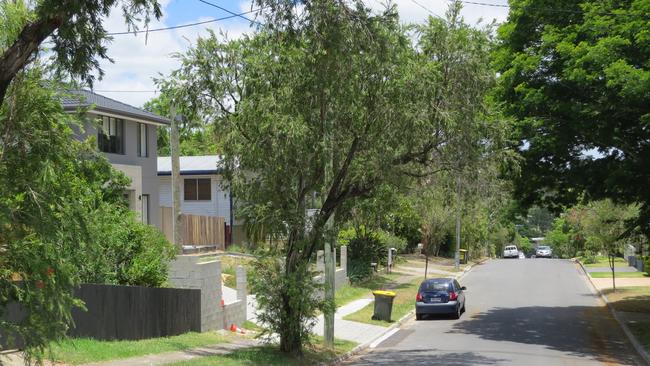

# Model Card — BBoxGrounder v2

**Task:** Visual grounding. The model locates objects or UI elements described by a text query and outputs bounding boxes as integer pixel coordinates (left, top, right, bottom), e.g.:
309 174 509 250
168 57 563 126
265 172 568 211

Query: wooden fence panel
160 207 225 250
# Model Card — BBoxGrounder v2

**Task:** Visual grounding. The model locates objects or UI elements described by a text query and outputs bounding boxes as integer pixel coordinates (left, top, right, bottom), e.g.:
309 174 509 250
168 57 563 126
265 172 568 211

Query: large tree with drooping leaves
160 0 502 355
494 0 650 235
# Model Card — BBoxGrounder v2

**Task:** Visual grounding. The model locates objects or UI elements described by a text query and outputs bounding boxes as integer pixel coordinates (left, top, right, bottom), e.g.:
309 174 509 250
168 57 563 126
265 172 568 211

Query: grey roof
158 155 223 176
61 90 170 125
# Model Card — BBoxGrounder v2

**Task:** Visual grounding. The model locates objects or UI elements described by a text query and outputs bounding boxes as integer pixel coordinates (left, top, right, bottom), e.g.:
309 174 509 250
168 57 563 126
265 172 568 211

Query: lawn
49 332 232 365
342 278 421 327
603 287 650 313
589 271 649 278
335 271 413 308
581 256 629 268
168 337 357 366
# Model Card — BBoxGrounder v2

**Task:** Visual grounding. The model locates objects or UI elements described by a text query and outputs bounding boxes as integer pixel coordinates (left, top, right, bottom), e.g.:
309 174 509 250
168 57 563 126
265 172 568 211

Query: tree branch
0 15 65 104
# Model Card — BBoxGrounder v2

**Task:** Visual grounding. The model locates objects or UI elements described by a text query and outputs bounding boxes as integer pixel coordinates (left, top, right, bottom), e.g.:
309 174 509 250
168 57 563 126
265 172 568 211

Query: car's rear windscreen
420 281 450 292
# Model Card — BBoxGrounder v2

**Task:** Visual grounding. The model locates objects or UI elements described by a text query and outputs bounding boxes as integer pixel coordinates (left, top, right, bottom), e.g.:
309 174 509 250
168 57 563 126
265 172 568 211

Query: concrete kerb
574 259 650 366
323 258 489 366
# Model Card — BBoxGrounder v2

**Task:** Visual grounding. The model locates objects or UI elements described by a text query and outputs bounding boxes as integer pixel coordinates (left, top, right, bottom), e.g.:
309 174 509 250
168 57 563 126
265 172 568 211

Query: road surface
343 259 645 365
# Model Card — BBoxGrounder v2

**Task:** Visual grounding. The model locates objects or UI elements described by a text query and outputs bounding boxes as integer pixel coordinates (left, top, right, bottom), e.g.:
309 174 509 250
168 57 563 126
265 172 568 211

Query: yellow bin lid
373 290 396 297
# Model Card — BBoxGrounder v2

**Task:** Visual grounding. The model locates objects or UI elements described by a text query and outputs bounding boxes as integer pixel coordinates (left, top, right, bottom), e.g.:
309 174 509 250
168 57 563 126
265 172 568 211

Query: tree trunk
424 255 429 279
610 254 616 292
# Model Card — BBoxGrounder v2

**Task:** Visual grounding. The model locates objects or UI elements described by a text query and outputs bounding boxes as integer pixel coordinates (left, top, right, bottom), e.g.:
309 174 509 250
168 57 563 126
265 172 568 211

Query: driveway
342 259 644 365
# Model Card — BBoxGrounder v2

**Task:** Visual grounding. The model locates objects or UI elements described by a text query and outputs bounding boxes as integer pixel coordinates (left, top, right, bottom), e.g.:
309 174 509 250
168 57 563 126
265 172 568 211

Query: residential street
344 259 645 365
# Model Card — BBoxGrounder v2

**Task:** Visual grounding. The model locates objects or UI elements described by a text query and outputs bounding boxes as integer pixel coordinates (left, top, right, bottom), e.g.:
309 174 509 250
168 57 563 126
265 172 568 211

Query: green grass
199 255 255 290
603 287 650 313
168 337 357 366
49 332 232 365
581 256 629 268
343 278 421 327
589 271 649 278
222 266 237 288
242 320 262 333
335 272 413 307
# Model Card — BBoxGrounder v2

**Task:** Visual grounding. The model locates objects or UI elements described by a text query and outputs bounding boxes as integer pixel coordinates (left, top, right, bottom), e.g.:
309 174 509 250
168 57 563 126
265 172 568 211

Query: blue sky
94 0 509 107
167 0 246 23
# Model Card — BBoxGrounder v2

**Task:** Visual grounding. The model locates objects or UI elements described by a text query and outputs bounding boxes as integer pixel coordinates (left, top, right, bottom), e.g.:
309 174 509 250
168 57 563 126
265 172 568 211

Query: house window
137 123 148 157
141 194 150 224
184 179 211 201
98 116 124 154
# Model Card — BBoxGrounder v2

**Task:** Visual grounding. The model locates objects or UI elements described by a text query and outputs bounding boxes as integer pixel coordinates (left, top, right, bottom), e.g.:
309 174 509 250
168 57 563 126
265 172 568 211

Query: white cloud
93 0 507 108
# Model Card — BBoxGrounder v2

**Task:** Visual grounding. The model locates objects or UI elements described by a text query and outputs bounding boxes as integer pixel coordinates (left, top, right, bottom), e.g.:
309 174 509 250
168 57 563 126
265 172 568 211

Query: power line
106 7 263 36
197 0 263 26
409 0 446 20
446 0 618 16
452 0 508 9
93 90 158 93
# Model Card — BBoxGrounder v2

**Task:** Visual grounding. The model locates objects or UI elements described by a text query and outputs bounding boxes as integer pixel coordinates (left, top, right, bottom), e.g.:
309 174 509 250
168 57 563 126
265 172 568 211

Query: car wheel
416 313 423 321
453 305 461 319
462 302 466 313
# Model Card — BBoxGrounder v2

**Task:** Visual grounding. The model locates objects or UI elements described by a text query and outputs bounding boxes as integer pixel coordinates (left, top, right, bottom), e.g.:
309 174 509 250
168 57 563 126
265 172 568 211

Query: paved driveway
343 259 644 365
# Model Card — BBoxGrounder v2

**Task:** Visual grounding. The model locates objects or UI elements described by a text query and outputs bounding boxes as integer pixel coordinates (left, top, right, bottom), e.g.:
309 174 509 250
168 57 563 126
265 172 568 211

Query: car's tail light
416 292 423 302
449 291 458 301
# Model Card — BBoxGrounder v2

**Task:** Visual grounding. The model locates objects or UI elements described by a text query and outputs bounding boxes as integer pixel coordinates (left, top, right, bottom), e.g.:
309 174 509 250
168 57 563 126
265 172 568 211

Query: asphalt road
343 259 645 366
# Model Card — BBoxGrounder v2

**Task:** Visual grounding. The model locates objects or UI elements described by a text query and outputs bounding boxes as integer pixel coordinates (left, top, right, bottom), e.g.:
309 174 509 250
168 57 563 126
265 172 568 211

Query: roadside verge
324 257 489 365
575 259 650 365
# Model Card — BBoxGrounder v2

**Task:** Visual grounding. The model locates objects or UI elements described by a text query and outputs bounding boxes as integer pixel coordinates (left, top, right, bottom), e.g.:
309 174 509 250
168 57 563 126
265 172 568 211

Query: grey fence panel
69 284 201 340
2 283 201 349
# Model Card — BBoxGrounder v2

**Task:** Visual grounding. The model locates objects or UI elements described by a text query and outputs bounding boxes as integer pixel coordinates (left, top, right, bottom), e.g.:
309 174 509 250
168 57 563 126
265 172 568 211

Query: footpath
576 259 650 365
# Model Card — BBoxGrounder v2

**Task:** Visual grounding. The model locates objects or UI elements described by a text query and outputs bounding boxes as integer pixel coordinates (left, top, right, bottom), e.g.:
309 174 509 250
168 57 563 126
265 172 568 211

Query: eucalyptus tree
159 0 503 355
416 4 513 266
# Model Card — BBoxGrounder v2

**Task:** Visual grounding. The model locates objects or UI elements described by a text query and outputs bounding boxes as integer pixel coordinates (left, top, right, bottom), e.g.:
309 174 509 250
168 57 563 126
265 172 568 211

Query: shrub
582 250 598 264
340 228 406 283
250 257 331 348
76 204 176 287
376 230 407 253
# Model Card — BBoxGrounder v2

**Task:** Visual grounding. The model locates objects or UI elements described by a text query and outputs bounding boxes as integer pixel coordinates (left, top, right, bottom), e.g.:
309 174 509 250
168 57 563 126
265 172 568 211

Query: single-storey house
158 155 240 245
62 90 169 228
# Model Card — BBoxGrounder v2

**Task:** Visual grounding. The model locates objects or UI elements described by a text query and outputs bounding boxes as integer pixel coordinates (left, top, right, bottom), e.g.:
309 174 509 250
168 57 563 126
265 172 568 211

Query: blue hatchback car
415 278 466 320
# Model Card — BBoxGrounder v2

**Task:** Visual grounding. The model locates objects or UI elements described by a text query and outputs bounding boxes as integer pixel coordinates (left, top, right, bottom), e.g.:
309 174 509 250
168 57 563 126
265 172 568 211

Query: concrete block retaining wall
170 256 248 331
170 246 348 332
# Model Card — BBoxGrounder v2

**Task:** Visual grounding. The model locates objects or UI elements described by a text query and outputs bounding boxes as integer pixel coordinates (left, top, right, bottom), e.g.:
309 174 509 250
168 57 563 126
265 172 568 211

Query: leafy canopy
494 0 650 235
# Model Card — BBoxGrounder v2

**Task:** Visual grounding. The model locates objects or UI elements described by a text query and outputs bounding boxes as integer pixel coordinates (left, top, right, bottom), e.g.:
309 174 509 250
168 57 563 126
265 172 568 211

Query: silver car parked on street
536 245 553 258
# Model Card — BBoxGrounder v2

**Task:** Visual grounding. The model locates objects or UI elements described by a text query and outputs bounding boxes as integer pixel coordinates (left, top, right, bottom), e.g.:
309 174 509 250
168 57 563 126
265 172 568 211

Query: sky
93 0 510 108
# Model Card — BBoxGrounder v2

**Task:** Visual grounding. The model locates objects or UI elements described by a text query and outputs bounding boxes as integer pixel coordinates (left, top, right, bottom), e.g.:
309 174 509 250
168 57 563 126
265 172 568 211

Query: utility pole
323 219 335 348
454 173 461 270
170 107 183 254
323 98 335 349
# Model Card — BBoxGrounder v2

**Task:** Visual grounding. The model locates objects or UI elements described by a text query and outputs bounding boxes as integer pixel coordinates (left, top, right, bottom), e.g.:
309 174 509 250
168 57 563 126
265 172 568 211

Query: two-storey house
62 90 169 228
